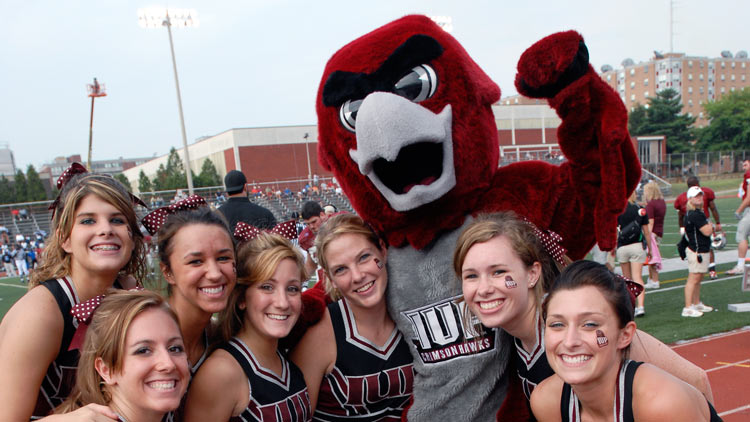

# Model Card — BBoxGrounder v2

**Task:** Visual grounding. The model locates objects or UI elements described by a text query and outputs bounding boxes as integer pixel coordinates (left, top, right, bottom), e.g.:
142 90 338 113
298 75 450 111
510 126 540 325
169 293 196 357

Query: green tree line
0 165 52 204
137 147 221 193
628 88 750 153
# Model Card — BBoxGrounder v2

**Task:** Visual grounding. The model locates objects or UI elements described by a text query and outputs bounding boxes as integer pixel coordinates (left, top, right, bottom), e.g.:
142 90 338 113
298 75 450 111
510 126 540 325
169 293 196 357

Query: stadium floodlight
429 16 453 33
137 7 199 194
86 78 107 171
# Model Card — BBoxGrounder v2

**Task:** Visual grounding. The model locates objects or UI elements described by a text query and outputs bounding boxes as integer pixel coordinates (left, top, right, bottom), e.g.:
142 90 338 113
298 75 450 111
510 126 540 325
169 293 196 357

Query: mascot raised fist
314 15 639 421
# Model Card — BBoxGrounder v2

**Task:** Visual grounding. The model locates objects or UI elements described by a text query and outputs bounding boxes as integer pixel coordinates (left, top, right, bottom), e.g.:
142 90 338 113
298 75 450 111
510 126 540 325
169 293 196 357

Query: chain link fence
644 150 750 180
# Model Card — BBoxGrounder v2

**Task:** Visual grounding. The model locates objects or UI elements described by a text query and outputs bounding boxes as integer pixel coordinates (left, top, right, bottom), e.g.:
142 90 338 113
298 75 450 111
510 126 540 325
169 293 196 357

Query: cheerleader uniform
560 360 722 422
314 300 413 422
221 337 312 422
514 312 553 401
31 277 81 419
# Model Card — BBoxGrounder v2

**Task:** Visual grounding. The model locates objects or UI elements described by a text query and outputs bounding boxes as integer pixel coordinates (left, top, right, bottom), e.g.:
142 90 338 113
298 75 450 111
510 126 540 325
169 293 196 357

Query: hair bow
49 162 147 219
68 286 145 351
523 219 568 266
234 220 298 242
616 274 644 308
141 194 207 235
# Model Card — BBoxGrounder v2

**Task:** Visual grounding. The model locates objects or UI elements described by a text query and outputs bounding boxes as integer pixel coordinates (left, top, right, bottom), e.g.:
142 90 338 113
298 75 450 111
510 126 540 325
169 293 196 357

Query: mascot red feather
313 15 640 421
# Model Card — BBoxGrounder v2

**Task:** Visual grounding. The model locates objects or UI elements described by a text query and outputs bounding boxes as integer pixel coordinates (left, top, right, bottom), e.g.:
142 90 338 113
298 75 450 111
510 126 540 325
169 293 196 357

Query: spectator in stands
19 208 29 220
11 209 19 221
323 204 337 216
217 170 277 232
674 176 722 279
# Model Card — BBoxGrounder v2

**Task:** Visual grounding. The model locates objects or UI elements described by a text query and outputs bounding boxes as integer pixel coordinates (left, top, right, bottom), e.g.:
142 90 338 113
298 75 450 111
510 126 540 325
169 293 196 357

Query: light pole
86 78 107 171
304 132 312 184
138 7 198 194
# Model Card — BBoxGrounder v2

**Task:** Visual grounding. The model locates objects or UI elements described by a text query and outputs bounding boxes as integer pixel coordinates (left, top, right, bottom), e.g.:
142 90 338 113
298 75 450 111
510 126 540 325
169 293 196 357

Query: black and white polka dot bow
141 194 207 235
616 274 644 308
234 220 298 242
524 219 568 266
67 294 104 351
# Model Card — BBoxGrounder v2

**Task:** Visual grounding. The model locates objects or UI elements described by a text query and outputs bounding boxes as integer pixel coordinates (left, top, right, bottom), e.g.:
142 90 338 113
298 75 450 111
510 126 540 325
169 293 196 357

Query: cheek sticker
596 330 609 348
505 276 517 289
374 258 384 269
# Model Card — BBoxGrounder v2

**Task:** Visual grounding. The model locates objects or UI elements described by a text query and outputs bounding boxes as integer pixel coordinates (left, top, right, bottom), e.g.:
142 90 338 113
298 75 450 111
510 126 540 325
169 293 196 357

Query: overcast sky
1 0 748 171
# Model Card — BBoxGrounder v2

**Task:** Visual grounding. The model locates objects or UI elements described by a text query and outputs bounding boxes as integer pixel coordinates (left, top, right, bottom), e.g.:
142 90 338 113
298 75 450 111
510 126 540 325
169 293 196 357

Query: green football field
1 179 748 344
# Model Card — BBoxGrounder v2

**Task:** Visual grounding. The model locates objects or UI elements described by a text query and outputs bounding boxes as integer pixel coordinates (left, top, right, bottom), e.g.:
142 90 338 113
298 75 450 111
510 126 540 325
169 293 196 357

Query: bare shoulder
0 285 62 350
530 375 563 422
185 349 246 421
292 308 335 359
192 348 244 388
632 363 712 421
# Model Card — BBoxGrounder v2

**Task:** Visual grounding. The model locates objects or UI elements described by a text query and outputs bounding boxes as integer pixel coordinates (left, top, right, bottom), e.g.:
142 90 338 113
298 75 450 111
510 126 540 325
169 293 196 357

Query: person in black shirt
682 186 714 318
616 193 650 317
217 170 277 232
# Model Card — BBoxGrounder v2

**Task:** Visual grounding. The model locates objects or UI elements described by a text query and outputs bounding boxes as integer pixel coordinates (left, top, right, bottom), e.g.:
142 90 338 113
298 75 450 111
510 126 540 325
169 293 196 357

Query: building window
731 74 736 81
732 62 736 68
721 61 726 68
688 86 693 93
699 112 704 118
630 81 635 88
644 91 649 98
644 78 648 86
721 74 726 81
688 60 693 67
699 73 704 81
699 86 704 94
731 87 736 92
631 94 636 101
688 99 693 106
643 65 649 73
721 87 726 93
700 61 704 68
743 75 746 81
688 73 693 80
630 68 635 75
607 74 612 81
743 62 746 68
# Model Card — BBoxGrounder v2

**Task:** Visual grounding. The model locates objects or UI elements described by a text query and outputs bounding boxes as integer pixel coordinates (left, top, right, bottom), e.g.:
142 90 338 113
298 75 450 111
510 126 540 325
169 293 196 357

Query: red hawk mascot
311 15 639 421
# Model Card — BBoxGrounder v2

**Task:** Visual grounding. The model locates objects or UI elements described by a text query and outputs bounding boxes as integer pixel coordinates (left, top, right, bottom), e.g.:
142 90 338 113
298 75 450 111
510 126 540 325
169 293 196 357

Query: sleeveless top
314 300 414 422
514 313 553 401
561 360 722 422
32 277 81 419
221 337 312 422
164 332 210 422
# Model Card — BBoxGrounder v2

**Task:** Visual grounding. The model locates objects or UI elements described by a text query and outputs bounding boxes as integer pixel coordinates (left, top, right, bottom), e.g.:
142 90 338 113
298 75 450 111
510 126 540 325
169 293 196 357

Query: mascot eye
394 64 438 103
339 99 363 133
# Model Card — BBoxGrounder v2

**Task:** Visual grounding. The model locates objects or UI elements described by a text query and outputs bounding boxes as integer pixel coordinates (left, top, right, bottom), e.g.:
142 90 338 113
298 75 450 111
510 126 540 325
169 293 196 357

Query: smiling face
62 194 135 281
164 224 236 315
241 258 303 342
325 233 388 311
99 308 189 419
461 235 540 332
543 286 636 387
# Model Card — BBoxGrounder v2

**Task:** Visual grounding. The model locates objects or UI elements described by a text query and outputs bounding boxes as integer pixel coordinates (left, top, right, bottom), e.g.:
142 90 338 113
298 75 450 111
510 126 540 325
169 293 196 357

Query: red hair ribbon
68 286 145 351
234 220 298 242
523 219 568 266
48 162 147 218
141 194 207 235
616 274 644 308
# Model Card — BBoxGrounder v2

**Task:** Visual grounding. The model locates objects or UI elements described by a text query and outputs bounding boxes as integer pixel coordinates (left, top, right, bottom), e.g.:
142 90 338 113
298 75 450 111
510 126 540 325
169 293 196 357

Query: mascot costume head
313 15 639 421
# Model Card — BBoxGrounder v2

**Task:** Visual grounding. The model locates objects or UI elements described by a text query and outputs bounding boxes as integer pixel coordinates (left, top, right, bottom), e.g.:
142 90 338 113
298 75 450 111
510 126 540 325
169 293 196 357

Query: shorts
737 209 750 243
616 242 646 264
687 248 709 273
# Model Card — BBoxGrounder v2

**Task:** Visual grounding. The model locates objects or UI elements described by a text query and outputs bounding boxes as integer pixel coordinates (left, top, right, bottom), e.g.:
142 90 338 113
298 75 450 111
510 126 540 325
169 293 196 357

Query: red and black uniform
560 361 721 422
314 300 413 422
674 187 716 221
514 314 553 402
221 338 312 422
32 277 81 419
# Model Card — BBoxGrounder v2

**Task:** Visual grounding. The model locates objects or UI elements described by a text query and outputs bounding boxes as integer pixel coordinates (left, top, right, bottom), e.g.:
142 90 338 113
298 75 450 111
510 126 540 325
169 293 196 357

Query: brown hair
55 289 180 412
219 233 307 341
315 213 383 300
31 174 146 287
156 207 234 295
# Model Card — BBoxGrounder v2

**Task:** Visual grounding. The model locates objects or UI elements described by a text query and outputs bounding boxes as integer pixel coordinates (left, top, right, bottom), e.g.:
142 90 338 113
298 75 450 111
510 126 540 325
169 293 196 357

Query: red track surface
672 327 750 421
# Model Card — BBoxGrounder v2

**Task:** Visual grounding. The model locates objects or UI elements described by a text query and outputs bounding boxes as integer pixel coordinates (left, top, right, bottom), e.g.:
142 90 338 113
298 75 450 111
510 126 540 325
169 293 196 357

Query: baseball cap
687 186 704 199
224 170 247 193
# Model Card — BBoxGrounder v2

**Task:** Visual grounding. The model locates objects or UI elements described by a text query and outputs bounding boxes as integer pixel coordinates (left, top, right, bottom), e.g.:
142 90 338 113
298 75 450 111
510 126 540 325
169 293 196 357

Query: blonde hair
315 213 382 301
219 233 307 341
31 174 146 288
643 182 663 201
56 289 178 413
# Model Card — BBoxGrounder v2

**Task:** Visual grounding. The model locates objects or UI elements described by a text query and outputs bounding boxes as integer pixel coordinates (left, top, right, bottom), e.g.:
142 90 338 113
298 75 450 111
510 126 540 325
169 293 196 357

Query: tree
196 158 221 187
152 164 169 192
14 170 28 203
25 165 47 201
695 89 750 151
0 176 14 204
138 170 153 193
628 103 648 136
114 173 132 192
165 147 187 190
628 88 696 153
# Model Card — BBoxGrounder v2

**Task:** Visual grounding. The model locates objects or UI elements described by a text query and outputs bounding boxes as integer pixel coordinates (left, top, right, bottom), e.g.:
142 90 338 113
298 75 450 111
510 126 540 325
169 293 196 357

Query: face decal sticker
596 329 608 348
504 275 517 289
374 258 384 269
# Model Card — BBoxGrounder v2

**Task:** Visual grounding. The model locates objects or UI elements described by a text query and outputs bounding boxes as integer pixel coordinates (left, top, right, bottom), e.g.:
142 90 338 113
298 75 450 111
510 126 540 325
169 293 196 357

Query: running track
672 327 750 421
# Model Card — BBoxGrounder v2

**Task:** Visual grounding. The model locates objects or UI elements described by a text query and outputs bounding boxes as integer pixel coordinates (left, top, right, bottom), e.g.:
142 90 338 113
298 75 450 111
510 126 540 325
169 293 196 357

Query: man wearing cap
218 170 277 232
674 176 722 278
